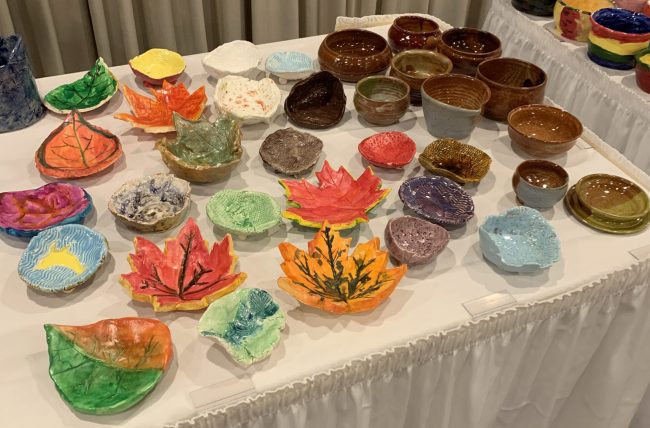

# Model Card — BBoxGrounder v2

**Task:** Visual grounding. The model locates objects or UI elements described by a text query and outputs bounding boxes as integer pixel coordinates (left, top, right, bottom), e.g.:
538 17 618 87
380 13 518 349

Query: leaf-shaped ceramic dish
115 81 207 133
207 189 282 238
259 128 323 176
129 48 185 86
213 76 282 125
198 288 285 366
156 113 243 183
44 317 172 414
358 131 416 169
384 216 450 266
120 218 247 312
398 176 474 226
108 173 191 233
418 138 492 184
279 161 390 230
43 58 118 114
278 223 407 313
18 224 108 293
479 206 560 273
203 40 262 80
35 110 123 179
264 51 314 83
284 71 346 129
0 183 92 237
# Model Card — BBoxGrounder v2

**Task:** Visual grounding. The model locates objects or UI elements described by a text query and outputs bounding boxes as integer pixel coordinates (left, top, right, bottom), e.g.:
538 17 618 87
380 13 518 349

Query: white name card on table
463 291 517 319
189 374 256 410
630 244 650 261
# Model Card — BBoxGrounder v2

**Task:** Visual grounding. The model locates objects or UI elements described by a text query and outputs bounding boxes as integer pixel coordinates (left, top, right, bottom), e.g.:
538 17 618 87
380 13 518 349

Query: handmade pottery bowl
512 0 556 15
615 0 647 11
358 131 416 169
18 224 108 293
389 50 453 105
635 47 650 92
206 189 282 238
384 216 450 266
512 160 569 209
108 173 191 233
438 28 502 75
398 176 475 227
259 128 323 176
588 8 650 69
644 1 650 15
0 183 92 238
507 104 583 156
418 138 491 184
264 51 314 83
354 76 410 126
318 29 392 82
387 15 441 52
553 0 615 42
214 76 282 125
574 173 650 221
421 74 491 139
202 40 262 80
479 206 560 273
476 57 548 122
129 49 185 86
284 71 346 129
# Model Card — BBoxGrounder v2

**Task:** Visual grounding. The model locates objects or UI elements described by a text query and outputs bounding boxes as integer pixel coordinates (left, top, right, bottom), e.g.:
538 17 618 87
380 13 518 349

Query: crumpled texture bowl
284 71 346 129
418 138 491 184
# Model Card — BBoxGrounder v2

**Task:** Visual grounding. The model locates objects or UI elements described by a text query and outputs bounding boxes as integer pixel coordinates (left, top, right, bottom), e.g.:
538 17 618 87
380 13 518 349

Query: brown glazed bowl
507 104 583 157
387 15 441 52
284 71 346 129
318 29 392 82
438 28 502 75
389 50 453 105
512 159 569 209
476 58 547 121
354 76 410 126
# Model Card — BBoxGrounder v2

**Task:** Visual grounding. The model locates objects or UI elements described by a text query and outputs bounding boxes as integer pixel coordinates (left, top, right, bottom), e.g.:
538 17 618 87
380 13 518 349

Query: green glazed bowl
207 189 282 238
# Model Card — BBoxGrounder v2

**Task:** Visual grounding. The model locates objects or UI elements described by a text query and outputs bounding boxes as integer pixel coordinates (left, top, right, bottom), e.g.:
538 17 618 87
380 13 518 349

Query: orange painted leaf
35 110 123 179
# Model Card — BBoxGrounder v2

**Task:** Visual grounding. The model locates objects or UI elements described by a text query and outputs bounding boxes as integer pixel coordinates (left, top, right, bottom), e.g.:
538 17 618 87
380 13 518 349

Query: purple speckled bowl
398 176 474 226
385 216 450 265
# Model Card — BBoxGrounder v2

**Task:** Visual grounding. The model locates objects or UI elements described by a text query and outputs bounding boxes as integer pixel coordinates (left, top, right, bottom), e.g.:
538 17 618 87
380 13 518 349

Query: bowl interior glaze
592 8 650 33
575 174 650 220
356 76 409 102
508 105 583 143
516 160 569 189
441 28 502 54
324 30 388 56
421 75 491 110
392 50 453 78
477 58 547 89
393 15 440 34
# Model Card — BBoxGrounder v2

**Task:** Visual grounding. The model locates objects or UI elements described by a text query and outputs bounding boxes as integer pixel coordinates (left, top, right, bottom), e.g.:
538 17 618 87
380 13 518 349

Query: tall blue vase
0 35 45 133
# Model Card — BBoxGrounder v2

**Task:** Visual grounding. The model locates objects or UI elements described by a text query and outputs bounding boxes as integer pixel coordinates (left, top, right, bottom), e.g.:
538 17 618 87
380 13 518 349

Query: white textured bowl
214 76 282 125
202 40 262 80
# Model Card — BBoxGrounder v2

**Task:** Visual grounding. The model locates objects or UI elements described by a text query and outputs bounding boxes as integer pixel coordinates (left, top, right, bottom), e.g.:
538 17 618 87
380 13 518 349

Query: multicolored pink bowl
553 0 615 42
587 8 650 69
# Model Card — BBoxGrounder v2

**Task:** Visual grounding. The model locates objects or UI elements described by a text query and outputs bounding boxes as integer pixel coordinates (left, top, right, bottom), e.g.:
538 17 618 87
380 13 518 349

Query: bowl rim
358 131 416 167
390 49 453 77
590 8 650 41
321 29 390 57
507 104 583 144
418 138 491 183
476 57 548 91
439 27 502 57
556 0 615 15
421 73 491 110
354 75 410 104
514 159 569 190
391 15 441 35
635 47 650 71
574 173 650 220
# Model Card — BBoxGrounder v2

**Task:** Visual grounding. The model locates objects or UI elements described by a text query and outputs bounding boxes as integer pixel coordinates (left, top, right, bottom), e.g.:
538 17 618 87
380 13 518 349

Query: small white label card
189 374 256 410
630 244 650 261
463 291 516 319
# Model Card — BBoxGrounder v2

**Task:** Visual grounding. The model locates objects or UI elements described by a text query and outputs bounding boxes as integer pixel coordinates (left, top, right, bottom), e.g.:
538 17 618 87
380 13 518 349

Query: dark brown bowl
318 29 392 82
507 104 583 157
284 71 346 129
438 28 502 75
389 50 453 105
387 15 441 52
477 58 547 122
354 76 410 126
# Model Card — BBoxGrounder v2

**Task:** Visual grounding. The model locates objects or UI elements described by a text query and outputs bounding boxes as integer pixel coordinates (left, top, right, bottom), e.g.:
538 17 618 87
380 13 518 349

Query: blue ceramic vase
0 35 45 133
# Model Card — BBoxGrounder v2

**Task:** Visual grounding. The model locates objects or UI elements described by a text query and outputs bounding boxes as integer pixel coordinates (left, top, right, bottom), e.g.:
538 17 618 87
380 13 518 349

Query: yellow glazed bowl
553 0 615 42
129 48 186 86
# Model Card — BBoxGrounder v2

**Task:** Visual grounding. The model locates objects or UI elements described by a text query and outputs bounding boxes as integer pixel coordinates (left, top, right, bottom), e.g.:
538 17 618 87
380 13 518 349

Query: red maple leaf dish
279 161 390 230
120 218 247 312
114 81 207 133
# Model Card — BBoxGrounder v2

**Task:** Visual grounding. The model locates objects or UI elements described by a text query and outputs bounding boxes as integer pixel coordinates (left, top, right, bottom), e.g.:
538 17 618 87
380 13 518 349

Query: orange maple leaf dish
114 81 207 133
278 223 407 314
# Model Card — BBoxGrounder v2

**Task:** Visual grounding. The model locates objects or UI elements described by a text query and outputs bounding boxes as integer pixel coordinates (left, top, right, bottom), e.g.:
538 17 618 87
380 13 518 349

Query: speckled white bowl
214 76 282 125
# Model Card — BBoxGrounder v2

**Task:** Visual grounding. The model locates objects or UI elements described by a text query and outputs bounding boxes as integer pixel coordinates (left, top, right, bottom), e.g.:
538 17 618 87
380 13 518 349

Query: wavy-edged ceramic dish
284 71 346 129
129 48 186 86
214 76 281 125
385 216 450 266
358 131 416 169
206 189 282 238
574 173 650 221
418 138 491 184
354 75 410 126
264 51 314 83
259 128 323 176
398 176 474 226
203 40 262 80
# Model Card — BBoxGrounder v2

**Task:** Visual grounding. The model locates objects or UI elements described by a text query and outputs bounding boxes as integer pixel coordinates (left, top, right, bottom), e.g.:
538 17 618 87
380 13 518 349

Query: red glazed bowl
635 47 650 92
358 131 416 168
387 15 441 52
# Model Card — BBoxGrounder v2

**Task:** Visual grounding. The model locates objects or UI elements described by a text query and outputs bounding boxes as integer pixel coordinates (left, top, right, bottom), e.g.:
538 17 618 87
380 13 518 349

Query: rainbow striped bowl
588 8 650 69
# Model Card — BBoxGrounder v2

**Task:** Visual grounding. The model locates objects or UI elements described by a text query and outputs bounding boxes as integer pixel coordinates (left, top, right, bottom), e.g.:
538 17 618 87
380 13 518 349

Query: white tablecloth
2 21 650 428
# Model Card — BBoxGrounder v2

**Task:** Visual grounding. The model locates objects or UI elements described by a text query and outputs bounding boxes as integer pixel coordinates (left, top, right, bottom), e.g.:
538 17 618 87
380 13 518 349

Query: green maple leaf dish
43 57 118 114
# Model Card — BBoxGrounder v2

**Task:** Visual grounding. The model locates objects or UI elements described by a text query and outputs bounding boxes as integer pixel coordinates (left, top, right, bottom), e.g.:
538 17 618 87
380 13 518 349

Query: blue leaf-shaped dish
18 224 108 292
479 206 560 273
398 176 474 226
265 51 314 82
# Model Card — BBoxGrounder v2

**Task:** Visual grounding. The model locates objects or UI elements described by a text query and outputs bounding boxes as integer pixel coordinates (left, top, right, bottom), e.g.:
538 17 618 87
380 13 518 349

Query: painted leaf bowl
156 113 243 183
284 71 346 129
479 206 561 273
399 176 474 226
418 138 492 184
43 57 118 114
108 173 191 233
129 48 186 86
18 224 108 293
213 75 282 125
384 216 450 266
202 40 262 80
278 223 407 314
279 161 390 230
0 182 92 238
358 131 416 169
259 127 323 177
198 288 285 366
207 189 282 238
45 317 172 414
264 51 314 83
120 218 247 312
35 110 123 179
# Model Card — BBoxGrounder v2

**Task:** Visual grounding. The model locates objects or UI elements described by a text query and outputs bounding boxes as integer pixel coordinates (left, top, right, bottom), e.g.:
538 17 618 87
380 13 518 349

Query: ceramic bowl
476 58 548 122
384 216 450 266
421 74 491 139
615 0 647 11
588 8 650 69
214 76 282 125
202 40 262 80
479 206 560 273
129 48 185 86
387 15 441 52
354 76 410 126
284 71 346 129
507 104 583 156
635 47 650 92
398 176 475 227
438 28 502 75
553 0 615 42
18 224 108 293
512 160 569 209
512 0 556 15
358 131 416 169
644 1 650 15
264 51 314 83
206 189 282 238
318 29 392 82
418 138 491 184
259 128 323 176
389 50 453 105
108 173 191 233
574 173 650 221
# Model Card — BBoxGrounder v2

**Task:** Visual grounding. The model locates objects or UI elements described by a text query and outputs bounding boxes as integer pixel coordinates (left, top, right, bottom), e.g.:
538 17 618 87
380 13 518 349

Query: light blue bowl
265 51 314 82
